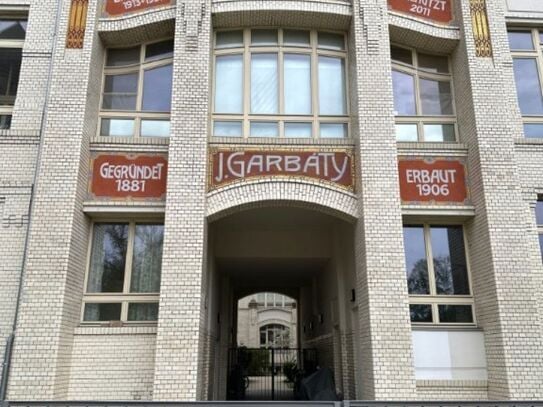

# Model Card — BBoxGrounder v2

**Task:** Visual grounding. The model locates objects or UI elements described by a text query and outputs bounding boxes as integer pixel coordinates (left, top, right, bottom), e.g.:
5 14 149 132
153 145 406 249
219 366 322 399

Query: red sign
90 153 168 200
388 0 452 23
398 157 468 204
209 148 354 191
104 0 172 16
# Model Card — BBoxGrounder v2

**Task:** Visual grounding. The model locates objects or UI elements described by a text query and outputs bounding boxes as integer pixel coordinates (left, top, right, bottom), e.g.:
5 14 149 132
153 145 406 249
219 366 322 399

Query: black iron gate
227 348 318 401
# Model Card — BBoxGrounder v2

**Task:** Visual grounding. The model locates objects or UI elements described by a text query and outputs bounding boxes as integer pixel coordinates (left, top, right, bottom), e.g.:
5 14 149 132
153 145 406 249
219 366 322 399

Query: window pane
391 46 413 65
145 39 174 61
396 124 418 142
285 122 312 138
418 53 449 73
438 305 473 323
539 235 543 262
284 54 311 114
215 55 243 113
128 303 159 321
143 64 173 112
251 29 278 45
0 115 11 130
0 49 22 105
403 226 430 295
250 121 278 137
318 56 346 115
508 31 534 50
320 123 347 138
106 46 140 67
420 79 453 115
251 53 278 114
141 120 170 137
0 20 26 40
284 30 310 46
423 124 455 142
431 226 470 295
100 118 135 137
83 303 122 322
216 30 243 48
318 32 344 50
214 121 242 137
100 119 134 137
535 200 543 225
524 123 543 138
131 224 164 293
392 70 416 115
87 224 128 293
102 73 138 110
513 58 543 115
410 304 432 323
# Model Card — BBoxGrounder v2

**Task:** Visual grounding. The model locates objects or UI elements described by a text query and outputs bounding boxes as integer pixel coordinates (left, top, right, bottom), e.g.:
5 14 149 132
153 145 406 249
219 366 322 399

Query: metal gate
226 348 318 401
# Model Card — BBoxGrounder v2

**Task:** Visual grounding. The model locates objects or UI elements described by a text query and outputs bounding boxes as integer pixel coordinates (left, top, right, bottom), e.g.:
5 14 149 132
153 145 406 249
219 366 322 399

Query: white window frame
405 223 476 326
81 220 163 325
392 44 458 143
98 38 173 139
211 28 350 140
508 28 543 134
0 15 26 127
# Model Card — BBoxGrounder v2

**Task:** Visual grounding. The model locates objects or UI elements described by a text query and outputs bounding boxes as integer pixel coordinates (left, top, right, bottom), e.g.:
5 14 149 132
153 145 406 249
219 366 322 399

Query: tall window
99 39 173 138
403 225 474 325
212 29 349 139
391 45 456 143
82 222 164 323
508 29 543 138
0 18 26 130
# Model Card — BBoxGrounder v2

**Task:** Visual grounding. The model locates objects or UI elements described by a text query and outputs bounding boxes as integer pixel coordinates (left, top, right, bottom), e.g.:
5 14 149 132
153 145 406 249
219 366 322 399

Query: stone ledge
417 379 488 388
74 326 158 335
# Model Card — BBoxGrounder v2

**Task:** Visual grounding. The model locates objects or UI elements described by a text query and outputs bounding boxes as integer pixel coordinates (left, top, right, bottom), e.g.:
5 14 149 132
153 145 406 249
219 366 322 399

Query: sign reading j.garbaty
209 148 355 191
90 153 168 200
388 0 452 23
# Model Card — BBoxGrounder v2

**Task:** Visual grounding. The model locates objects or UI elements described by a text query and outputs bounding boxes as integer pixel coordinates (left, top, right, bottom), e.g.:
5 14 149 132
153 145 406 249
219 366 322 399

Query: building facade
0 0 543 402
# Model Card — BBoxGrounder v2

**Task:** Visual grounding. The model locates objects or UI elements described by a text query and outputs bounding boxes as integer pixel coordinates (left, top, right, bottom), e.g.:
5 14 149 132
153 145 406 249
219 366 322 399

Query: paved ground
245 375 295 401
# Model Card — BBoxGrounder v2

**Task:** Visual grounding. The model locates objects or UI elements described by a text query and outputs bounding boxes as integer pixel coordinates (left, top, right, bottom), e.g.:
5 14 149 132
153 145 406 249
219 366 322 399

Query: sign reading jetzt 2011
209 148 355 192
388 0 452 23
104 0 172 16
398 157 469 205
90 153 168 200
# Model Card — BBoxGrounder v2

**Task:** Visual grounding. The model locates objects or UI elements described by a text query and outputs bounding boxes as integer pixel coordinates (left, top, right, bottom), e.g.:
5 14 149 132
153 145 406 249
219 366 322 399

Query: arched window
259 324 290 348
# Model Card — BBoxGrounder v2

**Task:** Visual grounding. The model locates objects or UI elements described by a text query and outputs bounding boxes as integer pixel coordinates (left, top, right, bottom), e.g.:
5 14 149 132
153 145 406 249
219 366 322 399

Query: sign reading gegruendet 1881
89 153 168 200
398 157 469 205
104 0 172 16
209 148 355 192
388 0 453 23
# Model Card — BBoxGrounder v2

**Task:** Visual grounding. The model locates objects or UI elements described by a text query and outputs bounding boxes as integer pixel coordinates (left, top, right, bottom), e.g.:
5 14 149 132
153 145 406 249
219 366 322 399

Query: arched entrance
203 205 358 401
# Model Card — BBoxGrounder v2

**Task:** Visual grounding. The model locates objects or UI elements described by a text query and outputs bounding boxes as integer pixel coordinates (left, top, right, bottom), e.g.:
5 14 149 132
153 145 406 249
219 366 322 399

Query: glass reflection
392 70 416 115
430 226 469 295
403 226 430 295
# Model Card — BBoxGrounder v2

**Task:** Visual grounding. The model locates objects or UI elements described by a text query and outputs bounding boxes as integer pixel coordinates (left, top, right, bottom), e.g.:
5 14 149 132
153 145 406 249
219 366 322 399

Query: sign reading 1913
388 0 452 23
209 148 355 192
104 0 172 16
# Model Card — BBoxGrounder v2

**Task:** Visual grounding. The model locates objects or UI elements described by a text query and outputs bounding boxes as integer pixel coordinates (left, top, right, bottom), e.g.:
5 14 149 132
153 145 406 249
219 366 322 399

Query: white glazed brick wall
68 328 157 400
1 0 543 401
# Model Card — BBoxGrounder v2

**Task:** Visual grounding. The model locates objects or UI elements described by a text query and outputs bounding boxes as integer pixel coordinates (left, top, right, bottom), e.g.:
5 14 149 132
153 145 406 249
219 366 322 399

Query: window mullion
424 225 437 297
311 31 319 139
279 49 284 138
124 222 136 295
243 29 251 139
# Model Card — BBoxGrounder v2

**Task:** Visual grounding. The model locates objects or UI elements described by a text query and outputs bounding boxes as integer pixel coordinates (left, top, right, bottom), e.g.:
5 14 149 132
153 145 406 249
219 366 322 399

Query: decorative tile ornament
66 0 88 49
470 0 492 57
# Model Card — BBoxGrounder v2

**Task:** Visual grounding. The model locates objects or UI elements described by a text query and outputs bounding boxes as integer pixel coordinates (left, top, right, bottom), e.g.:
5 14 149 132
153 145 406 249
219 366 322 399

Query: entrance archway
203 205 357 401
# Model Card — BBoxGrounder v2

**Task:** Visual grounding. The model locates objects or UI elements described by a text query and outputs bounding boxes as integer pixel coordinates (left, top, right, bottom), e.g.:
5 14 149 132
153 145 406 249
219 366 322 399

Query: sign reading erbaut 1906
388 0 452 23
398 157 469 205
90 153 168 200
104 0 172 16
209 148 355 192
